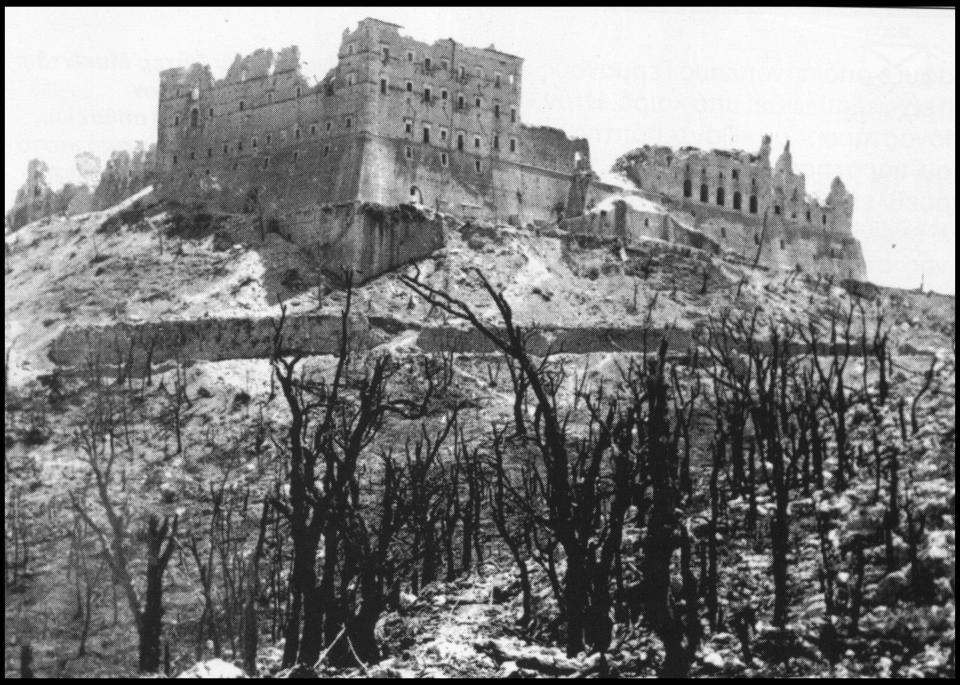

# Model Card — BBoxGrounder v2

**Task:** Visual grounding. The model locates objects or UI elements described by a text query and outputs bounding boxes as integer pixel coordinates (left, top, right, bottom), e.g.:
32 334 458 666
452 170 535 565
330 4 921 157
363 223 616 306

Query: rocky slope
4 191 954 678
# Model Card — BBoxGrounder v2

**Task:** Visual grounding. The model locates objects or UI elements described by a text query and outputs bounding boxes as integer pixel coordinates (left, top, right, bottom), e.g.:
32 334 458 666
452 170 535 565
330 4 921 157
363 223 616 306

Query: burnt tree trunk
138 514 178 673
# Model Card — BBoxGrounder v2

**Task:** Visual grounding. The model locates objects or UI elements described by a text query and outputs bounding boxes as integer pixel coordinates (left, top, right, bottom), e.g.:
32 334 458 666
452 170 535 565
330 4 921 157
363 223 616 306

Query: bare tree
402 267 643 660
270 271 453 668
69 366 179 673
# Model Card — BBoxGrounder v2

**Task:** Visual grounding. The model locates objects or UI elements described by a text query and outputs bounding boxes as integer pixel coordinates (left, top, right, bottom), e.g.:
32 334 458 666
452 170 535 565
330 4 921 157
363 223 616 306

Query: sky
5 7 956 294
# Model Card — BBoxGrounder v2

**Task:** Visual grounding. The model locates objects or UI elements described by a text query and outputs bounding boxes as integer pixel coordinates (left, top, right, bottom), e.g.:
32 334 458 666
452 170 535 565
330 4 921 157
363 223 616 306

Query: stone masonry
156 17 590 226
608 137 868 279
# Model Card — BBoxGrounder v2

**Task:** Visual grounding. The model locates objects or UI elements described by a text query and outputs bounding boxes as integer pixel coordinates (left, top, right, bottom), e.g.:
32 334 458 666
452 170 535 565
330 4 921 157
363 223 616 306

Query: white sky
5 6 955 293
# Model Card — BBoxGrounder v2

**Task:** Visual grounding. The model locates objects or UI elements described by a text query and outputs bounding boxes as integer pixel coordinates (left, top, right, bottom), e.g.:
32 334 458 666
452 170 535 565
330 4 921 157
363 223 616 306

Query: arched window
749 195 758 214
716 187 725 206
822 214 827 226
683 179 692 198
239 100 245 112
700 184 708 203
733 191 742 210
773 204 781 215
190 108 199 127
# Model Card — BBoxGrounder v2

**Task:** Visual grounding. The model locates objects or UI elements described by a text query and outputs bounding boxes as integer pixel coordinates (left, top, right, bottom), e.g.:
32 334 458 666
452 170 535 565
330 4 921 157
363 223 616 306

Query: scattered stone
176 658 245 678
873 569 910 605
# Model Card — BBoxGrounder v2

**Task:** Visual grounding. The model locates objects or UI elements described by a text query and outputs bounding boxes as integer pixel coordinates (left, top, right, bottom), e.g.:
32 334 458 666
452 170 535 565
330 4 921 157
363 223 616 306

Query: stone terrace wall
49 315 699 375
49 314 389 377
49 313 893 377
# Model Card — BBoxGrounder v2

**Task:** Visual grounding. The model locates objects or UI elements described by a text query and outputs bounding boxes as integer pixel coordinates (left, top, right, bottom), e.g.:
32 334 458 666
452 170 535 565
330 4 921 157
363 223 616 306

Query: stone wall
278 202 444 283
49 314 390 376
49 314 698 375
50 309 900 376
560 200 721 255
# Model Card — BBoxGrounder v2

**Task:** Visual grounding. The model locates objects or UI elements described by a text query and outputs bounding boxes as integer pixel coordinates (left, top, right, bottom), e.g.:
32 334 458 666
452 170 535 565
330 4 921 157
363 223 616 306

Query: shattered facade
6 160 53 232
5 160 94 232
5 145 153 233
609 137 867 279
93 142 157 210
156 17 590 225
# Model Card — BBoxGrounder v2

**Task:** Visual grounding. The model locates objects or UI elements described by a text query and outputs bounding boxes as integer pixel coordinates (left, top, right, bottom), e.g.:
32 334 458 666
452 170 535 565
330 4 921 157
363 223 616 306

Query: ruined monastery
10 16 868 282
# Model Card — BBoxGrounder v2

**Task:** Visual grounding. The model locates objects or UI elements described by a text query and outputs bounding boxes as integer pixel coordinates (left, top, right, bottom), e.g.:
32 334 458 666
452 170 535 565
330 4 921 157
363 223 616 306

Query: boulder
872 569 909 605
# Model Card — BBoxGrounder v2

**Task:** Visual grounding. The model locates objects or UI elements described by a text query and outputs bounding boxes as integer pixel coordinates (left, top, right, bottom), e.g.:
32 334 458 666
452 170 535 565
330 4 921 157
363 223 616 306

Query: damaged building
592 136 868 280
156 17 590 226
152 18 866 282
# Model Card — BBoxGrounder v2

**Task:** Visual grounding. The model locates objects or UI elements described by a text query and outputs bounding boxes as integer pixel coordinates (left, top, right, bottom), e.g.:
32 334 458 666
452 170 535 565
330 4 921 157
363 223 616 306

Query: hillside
4 191 955 679
6 190 952 385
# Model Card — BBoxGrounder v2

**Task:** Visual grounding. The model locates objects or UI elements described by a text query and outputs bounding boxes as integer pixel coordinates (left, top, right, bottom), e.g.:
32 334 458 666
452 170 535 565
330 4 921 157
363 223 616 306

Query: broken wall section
93 143 158 210
49 314 388 375
560 198 721 256
5 160 97 232
278 202 444 283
